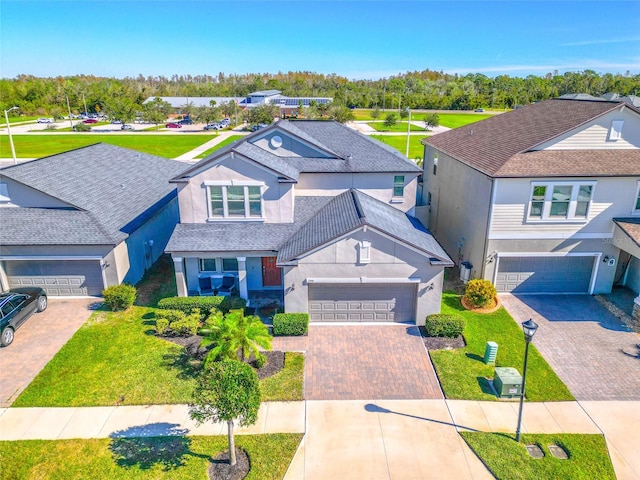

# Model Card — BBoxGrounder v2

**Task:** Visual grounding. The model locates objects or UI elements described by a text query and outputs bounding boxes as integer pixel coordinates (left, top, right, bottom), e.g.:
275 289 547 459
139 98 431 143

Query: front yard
428 293 574 401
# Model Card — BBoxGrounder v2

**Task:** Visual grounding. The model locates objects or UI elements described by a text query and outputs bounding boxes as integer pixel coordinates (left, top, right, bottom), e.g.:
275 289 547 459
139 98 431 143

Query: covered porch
612 218 640 323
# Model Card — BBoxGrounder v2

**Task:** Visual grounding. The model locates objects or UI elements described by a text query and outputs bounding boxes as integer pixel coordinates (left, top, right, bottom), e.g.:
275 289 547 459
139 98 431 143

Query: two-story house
165 120 453 325
419 98 640 312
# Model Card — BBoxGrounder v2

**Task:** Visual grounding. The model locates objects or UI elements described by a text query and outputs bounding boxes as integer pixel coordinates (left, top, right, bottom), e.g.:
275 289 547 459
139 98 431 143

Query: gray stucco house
165 120 452 325
417 98 640 311
0 143 183 296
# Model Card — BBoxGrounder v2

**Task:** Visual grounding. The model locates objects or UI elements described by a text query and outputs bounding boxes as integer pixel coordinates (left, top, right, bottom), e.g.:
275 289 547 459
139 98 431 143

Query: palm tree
204 310 272 367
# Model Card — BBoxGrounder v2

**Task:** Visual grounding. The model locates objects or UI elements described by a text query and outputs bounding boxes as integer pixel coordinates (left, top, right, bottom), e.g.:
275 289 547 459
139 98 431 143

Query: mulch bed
249 350 285 379
209 447 249 480
460 295 502 314
418 326 466 350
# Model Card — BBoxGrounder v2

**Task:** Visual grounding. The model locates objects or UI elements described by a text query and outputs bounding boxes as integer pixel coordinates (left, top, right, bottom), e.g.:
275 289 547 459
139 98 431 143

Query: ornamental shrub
157 296 224 316
219 296 247 313
102 284 137 311
424 313 466 338
273 313 309 336
464 279 497 308
169 311 201 336
155 318 170 335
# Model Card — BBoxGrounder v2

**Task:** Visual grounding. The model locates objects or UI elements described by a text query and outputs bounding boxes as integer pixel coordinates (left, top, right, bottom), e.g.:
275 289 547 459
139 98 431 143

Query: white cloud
561 36 640 47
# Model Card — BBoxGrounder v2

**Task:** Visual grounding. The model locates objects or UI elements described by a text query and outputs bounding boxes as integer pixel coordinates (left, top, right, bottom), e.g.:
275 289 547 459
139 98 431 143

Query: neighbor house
165 120 452 325
0 144 184 296
417 98 640 313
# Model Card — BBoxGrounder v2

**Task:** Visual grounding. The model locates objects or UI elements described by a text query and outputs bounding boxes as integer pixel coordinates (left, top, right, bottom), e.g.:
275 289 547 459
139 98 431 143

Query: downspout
481 177 497 279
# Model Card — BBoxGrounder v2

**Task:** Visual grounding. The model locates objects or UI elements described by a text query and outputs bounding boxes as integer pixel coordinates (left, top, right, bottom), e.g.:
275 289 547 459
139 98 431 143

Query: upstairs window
634 183 640 213
207 184 263 220
393 176 404 198
608 120 624 141
433 154 438 175
528 182 595 221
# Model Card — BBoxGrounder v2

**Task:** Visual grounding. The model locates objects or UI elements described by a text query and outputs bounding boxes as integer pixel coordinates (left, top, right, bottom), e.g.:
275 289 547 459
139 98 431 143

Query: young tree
142 97 172 127
371 106 381 120
204 310 272 365
424 113 440 131
190 360 261 466
384 113 397 128
399 107 409 120
247 104 279 125
327 103 355 123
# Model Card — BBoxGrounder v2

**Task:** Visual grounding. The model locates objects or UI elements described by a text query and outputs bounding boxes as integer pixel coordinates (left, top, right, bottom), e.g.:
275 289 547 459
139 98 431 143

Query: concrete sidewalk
174 130 248 161
2 399 638 479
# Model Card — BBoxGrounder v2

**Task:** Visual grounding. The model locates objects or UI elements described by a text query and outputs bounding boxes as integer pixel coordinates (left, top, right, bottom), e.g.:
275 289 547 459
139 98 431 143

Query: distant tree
105 98 138 124
193 100 220 125
247 104 279 125
399 108 409 120
327 103 355 123
384 113 397 128
189 360 261 466
142 97 172 127
297 100 304 118
371 107 381 120
424 113 440 131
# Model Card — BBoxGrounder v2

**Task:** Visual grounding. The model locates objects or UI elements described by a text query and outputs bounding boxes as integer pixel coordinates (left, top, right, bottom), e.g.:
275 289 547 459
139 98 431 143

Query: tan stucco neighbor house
165 120 452 325
417 97 640 316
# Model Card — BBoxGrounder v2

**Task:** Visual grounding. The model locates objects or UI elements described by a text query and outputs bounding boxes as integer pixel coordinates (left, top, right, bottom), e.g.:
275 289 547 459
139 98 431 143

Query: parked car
475 108 485 112
83 118 98 124
0 288 47 346
165 122 182 129
121 124 133 130
204 123 220 131
37 118 53 123
178 118 193 125
111 120 122 124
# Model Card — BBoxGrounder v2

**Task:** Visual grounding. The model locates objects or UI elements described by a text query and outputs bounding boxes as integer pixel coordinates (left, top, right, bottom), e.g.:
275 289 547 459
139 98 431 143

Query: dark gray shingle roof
1 143 186 245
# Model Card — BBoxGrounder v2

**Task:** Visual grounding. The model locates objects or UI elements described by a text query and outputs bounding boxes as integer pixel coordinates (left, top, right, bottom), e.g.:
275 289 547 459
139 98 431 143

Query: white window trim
632 181 640 216
526 181 597 223
359 241 371 264
198 257 240 273
608 120 624 141
206 183 265 221
392 175 405 201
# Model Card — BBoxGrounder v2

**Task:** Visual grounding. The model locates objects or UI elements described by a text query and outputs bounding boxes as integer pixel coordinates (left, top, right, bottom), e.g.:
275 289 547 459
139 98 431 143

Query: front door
262 257 282 287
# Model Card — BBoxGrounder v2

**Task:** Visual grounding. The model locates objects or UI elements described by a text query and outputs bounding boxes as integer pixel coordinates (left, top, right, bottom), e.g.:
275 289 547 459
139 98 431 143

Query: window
433 154 438 175
634 183 640 213
199 259 217 272
359 241 371 264
222 258 238 272
636 190 640 211
528 182 595 221
608 120 624 141
393 176 404 197
207 184 263 220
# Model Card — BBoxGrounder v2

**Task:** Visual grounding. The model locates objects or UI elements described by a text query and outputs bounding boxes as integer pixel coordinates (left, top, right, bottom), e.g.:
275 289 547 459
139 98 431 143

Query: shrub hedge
102 284 137 311
273 313 309 336
155 308 200 336
157 296 224 316
424 313 466 338
464 279 497 308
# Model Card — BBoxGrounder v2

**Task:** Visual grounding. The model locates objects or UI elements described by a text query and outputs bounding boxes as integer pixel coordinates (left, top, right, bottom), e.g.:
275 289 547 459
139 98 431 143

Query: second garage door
495 256 595 293
5 260 104 296
308 283 417 323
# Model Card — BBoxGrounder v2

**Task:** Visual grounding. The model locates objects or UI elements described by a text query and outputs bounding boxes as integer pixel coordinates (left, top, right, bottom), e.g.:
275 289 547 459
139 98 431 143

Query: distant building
145 90 333 116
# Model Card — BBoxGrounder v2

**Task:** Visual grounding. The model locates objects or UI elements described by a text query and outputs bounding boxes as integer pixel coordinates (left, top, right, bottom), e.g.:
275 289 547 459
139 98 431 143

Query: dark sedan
0 288 47 346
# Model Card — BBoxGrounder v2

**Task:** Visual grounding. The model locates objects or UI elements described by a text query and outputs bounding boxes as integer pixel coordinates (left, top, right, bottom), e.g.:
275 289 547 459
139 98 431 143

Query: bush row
155 309 201 336
157 296 246 316
273 313 309 336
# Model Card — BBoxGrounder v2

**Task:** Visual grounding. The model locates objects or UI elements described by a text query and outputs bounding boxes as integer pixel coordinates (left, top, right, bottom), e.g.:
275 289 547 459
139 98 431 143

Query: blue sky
1 1 639 79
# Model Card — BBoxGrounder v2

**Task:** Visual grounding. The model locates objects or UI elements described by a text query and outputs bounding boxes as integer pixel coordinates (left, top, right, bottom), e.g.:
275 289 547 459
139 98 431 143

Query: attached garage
308 283 417 322
495 255 595 293
4 260 104 296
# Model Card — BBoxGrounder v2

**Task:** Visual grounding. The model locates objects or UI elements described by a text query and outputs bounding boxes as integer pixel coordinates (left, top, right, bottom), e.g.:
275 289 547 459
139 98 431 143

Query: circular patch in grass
208 447 250 480
461 295 501 314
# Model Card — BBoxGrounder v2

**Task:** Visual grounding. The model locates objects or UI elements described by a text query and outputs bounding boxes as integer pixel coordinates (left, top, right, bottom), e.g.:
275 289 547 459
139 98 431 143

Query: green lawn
196 135 245 159
437 113 492 128
428 293 574 402
366 121 425 132
49 121 110 132
370 134 426 161
260 352 304 401
0 134 215 158
1 115 39 126
0 434 302 480
460 432 615 480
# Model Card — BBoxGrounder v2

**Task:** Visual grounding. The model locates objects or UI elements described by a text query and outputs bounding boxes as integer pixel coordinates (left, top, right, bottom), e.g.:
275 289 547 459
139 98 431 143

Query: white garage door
5 260 104 296
308 284 417 323
495 256 594 293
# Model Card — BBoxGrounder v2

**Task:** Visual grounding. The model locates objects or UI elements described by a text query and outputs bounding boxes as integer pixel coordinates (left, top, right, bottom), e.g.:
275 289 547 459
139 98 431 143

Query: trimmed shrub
102 284 137 311
170 311 200 336
425 313 466 338
219 296 247 313
155 318 170 335
155 309 187 324
273 313 309 336
464 279 497 308
157 296 224 316
73 122 91 132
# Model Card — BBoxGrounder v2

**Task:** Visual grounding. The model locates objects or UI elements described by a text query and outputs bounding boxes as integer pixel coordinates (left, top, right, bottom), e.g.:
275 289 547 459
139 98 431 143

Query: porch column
173 256 188 297
237 256 248 301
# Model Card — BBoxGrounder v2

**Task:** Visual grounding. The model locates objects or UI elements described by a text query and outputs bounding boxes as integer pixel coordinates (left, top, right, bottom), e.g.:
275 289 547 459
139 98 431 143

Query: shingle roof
0 143 186 245
277 190 453 264
423 99 630 177
613 218 640 249
494 150 640 177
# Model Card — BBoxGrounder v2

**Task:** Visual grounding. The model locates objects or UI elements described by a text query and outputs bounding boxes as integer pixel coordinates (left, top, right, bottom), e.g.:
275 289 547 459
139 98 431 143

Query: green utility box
493 367 522 398
484 341 498 365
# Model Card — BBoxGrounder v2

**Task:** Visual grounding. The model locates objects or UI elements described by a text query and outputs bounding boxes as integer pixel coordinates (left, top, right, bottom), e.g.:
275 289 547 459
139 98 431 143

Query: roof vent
347 153 352 160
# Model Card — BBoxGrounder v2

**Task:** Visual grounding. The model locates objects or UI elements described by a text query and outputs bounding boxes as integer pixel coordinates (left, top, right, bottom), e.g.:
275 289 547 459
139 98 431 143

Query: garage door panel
5 260 103 296
308 284 416 323
496 256 593 293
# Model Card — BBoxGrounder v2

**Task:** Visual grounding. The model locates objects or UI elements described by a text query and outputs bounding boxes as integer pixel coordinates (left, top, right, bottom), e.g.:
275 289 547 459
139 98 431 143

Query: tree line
1 69 638 117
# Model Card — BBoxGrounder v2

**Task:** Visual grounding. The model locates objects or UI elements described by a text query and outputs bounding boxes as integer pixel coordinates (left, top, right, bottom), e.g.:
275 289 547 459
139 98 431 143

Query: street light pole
405 108 411 157
515 318 539 442
3 106 19 164
65 95 73 129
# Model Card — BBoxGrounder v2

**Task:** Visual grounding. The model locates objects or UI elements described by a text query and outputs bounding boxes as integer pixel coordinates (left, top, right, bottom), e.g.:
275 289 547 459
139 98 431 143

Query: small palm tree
204 310 272 366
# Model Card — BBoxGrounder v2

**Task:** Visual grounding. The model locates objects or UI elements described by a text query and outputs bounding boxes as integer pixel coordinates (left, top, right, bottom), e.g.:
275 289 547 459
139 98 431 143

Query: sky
1 1 639 80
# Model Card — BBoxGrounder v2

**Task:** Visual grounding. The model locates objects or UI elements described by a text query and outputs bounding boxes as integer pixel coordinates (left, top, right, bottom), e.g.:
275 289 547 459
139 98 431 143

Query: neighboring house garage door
308 284 416 322
495 256 594 293
5 260 104 296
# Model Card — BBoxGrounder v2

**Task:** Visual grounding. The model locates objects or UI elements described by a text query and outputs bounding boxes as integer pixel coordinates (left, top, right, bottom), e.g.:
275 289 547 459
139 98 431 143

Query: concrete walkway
1 400 638 479
174 130 248 161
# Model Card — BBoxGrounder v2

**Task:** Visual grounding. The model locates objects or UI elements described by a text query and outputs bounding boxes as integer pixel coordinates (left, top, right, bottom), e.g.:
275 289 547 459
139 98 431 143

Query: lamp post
3 106 19 164
515 318 539 442
405 108 411 157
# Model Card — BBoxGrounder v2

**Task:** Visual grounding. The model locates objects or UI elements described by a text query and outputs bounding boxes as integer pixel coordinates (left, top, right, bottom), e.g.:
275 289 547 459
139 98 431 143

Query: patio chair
217 275 237 297
198 276 214 296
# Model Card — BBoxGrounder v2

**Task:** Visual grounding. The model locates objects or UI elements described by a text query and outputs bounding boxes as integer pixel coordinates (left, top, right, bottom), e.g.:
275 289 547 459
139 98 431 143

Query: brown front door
262 257 282 287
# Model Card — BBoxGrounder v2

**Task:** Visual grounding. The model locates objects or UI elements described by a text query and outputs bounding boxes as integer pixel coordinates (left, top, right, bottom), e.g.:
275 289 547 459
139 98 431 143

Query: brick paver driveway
301 325 443 400
501 294 640 401
0 298 97 407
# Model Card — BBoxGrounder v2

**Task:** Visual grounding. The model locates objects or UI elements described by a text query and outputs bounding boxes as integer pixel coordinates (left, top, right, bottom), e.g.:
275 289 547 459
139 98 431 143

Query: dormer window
207 182 263 220
609 120 624 141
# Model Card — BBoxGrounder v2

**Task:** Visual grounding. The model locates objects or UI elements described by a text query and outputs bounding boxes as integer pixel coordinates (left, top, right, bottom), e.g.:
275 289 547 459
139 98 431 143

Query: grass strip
460 432 615 480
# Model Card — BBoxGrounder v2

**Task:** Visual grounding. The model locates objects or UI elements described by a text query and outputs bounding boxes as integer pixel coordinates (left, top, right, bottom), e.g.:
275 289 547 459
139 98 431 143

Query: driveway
500 294 640 401
0 298 97 407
